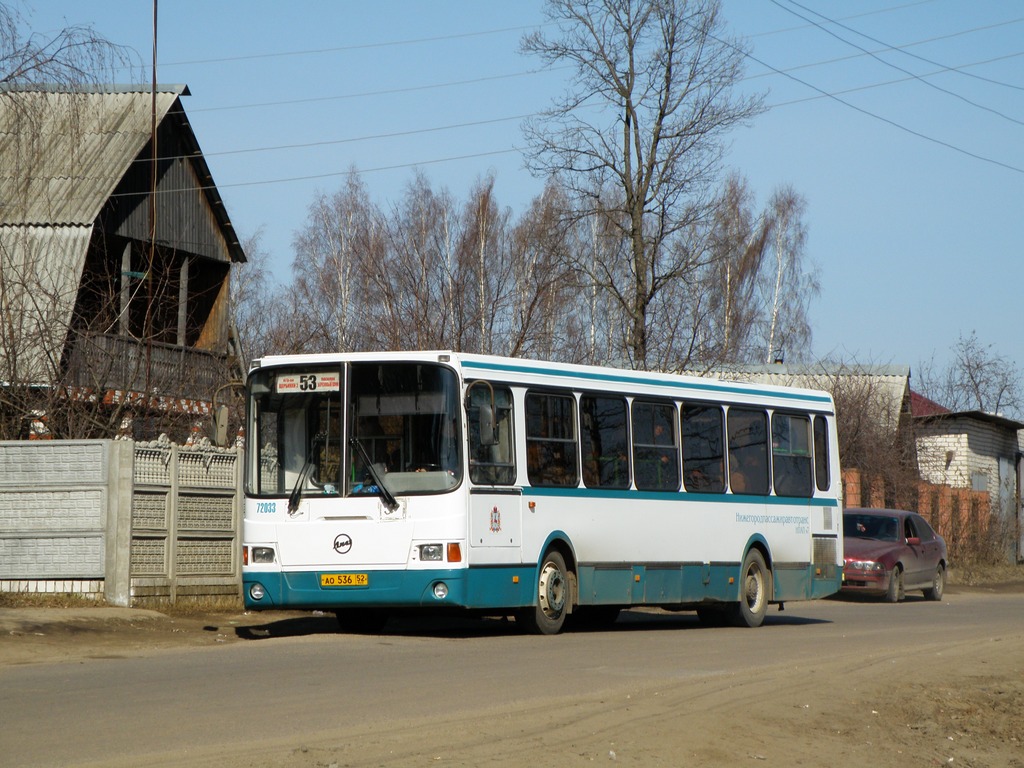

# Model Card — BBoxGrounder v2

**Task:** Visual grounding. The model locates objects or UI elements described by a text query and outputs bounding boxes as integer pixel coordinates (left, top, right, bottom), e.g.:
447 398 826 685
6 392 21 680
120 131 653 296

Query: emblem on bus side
333 533 353 555
489 506 501 533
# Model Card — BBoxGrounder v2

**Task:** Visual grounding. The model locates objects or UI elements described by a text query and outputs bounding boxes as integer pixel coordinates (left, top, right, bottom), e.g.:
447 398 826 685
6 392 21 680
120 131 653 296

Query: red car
842 507 948 602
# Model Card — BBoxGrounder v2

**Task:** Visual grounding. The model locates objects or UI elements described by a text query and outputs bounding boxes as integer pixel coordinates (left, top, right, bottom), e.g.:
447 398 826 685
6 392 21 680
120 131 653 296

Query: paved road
2 591 1022 767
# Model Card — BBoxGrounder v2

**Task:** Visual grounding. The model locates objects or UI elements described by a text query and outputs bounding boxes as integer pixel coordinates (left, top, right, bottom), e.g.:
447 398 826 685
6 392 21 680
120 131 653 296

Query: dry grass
0 591 104 609
0 592 242 614
948 560 1024 587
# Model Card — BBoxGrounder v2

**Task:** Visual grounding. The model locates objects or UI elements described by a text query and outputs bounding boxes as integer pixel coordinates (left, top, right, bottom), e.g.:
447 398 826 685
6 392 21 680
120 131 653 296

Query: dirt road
2 584 1023 767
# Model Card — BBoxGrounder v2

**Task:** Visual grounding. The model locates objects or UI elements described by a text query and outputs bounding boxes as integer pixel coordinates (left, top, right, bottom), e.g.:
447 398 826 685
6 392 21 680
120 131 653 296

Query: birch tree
291 171 381 352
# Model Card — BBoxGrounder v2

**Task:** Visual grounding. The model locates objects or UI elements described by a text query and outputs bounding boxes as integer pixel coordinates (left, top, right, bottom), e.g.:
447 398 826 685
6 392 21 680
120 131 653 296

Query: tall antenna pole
145 0 158 433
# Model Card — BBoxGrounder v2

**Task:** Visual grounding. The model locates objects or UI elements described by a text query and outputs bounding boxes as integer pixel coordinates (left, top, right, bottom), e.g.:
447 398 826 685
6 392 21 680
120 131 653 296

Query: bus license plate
320 573 369 587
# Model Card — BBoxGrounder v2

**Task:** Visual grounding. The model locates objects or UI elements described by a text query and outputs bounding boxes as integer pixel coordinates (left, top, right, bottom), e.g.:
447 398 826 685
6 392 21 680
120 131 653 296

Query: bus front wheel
730 549 771 628
518 550 570 635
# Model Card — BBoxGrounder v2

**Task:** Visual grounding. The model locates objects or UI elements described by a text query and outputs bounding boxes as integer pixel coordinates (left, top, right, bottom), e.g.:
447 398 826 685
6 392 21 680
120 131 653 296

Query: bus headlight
419 544 444 561
433 582 449 600
249 583 266 601
252 547 276 564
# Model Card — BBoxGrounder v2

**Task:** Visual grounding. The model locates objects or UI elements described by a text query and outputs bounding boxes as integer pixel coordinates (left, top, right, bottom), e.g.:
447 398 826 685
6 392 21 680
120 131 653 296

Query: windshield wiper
287 431 325 515
287 455 316 515
349 437 399 512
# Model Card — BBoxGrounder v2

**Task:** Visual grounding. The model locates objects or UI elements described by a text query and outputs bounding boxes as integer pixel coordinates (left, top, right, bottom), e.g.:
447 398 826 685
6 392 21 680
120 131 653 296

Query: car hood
844 538 899 561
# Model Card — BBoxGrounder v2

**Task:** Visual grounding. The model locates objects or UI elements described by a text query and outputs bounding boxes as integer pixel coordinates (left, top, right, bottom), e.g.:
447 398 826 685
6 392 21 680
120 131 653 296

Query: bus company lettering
333 533 353 554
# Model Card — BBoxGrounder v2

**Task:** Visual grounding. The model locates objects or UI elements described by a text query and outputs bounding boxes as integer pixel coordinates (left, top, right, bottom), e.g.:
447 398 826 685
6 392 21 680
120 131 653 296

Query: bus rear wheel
518 550 570 635
730 549 771 628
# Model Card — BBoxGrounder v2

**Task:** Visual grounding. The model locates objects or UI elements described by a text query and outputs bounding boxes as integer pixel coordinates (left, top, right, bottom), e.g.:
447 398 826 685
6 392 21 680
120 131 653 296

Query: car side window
910 514 935 542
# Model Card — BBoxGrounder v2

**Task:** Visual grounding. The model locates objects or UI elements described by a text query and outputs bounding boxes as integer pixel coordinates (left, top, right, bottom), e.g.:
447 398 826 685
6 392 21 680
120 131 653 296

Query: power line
743 16 1024 91
768 51 1024 110
189 66 569 114
208 113 534 158
779 0 1024 92
734 40 1024 175
22 6 1024 204
745 0 941 40
104 148 524 199
158 23 549 67
770 0 1024 128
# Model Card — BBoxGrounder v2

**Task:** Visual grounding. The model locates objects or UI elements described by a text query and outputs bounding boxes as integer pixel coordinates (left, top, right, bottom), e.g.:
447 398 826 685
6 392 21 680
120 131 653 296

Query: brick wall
842 467 999 562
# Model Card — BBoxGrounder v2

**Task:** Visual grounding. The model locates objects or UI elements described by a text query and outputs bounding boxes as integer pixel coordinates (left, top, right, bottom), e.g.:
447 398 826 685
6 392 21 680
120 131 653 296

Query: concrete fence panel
0 438 241 607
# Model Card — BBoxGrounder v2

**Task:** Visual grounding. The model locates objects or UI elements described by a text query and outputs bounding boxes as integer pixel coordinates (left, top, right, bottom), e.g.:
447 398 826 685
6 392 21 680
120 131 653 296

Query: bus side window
681 404 725 493
813 416 831 491
727 408 769 495
526 391 578 487
580 394 629 489
771 412 812 498
468 384 516 485
632 400 680 491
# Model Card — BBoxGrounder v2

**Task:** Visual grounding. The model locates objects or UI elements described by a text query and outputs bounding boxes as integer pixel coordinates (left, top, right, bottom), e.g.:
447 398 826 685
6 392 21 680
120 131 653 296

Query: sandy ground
2 584 1023 767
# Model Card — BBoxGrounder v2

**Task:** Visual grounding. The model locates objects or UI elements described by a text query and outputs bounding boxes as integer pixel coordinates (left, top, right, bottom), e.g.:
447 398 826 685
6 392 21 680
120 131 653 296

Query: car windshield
844 514 900 542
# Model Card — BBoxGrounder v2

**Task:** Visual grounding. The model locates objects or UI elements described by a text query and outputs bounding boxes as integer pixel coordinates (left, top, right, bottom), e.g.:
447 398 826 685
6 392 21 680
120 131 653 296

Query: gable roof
0 84 243 260
910 390 1024 431
909 390 950 417
0 85 243 385
1 84 179 224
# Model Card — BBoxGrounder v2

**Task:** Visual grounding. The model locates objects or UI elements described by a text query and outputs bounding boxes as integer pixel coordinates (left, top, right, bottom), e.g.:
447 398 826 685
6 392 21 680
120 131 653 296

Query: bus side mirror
211 405 229 447
478 404 497 447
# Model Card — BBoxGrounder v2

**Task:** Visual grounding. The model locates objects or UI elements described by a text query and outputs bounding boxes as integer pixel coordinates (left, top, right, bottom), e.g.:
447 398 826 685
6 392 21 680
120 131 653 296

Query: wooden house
0 84 245 437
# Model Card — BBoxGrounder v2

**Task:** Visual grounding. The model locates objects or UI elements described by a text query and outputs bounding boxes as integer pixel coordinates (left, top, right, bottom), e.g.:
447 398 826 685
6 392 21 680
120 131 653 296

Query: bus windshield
246 361 463 500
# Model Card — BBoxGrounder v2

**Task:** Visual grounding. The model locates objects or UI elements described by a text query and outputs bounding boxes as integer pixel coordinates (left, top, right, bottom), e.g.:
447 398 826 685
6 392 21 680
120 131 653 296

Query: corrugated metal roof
0 87 184 225
0 224 93 384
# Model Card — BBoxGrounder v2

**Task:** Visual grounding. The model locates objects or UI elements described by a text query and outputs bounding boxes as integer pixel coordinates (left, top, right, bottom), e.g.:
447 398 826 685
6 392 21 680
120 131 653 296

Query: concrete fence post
104 440 135 607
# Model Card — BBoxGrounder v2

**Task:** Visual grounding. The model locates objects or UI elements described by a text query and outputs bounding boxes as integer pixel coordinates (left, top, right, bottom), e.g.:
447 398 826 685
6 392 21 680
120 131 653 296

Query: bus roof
250 350 835 411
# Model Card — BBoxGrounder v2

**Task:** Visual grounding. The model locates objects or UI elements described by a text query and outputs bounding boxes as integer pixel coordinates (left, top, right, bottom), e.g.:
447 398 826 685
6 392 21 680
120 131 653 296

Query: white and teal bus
242 351 843 634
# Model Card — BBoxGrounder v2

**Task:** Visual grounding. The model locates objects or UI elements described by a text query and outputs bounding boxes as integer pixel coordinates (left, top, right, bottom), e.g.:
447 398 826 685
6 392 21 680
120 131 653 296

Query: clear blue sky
22 0 1024 375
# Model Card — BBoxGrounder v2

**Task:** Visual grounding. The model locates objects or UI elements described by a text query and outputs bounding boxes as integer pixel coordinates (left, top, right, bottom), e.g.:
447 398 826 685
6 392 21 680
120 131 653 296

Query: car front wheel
885 565 904 603
923 563 945 601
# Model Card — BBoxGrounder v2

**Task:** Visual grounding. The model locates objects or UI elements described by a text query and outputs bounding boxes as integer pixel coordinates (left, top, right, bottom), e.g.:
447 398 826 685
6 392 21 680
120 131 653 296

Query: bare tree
521 0 763 369
290 171 382 353
0 7 151 439
230 227 281 364
691 174 770 364
372 170 463 350
504 181 579 360
755 185 817 364
650 174 816 370
917 332 1022 418
1 3 136 86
